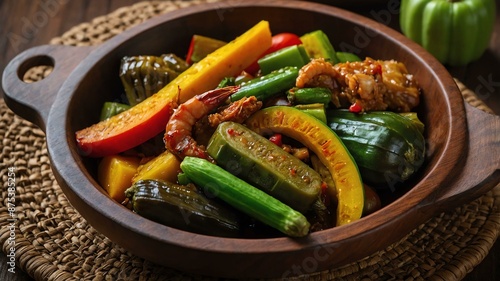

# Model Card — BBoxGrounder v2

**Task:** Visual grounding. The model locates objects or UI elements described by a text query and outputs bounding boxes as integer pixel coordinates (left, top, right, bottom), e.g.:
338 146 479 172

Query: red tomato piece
269 33 302 53
245 33 302 74
268 133 283 146
349 102 363 113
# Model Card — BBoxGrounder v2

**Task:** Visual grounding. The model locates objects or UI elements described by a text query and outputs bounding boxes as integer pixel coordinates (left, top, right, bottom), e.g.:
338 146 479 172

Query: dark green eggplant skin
125 179 241 237
326 110 425 189
119 54 189 106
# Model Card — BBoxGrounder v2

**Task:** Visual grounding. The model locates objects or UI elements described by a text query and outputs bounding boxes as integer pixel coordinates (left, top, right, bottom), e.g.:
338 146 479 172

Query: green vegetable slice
207 121 322 213
125 179 241 237
119 54 189 105
287 87 332 107
326 110 425 187
230 66 299 102
246 106 364 226
99 102 131 121
258 45 309 75
180 156 310 237
300 30 339 64
336 52 362 63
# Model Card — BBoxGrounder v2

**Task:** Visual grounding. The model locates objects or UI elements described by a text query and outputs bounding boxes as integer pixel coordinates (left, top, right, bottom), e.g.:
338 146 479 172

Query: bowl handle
1 44 94 131
427 102 500 211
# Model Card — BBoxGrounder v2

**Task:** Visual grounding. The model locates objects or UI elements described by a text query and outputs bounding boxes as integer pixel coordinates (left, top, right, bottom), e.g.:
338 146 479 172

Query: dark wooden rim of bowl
45 0 466 258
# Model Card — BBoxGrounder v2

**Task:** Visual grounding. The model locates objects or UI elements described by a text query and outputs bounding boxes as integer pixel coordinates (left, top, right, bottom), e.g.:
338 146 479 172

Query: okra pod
230 66 299 102
287 87 332 106
180 156 311 237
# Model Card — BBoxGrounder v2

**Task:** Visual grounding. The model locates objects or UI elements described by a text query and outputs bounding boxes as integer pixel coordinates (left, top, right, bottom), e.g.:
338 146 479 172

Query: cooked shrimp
208 96 262 127
296 58 341 88
164 86 239 161
296 57 420 112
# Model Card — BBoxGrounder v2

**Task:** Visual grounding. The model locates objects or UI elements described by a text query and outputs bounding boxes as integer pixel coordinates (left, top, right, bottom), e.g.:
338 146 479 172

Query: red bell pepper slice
76 96 175 157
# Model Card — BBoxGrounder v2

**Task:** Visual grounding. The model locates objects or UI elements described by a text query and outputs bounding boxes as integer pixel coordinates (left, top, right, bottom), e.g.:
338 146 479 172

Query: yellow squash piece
98 155 140 203
132 150 181 183
246 106 364 226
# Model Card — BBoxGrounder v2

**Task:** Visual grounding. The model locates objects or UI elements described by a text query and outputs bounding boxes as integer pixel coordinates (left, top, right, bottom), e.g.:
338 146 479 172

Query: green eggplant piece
125 179 242 237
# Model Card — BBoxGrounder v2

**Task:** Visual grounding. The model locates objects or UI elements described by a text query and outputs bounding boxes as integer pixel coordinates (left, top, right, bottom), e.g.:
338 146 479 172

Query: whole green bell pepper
400 0 495 66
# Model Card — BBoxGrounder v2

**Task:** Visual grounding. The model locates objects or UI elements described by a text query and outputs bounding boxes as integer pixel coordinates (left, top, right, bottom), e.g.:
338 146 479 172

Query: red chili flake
290 168 297 176
321 182 328 190
349 102 363 113
373 63 382 76
269 133 282 146
320 182 331 207
227 128 241 136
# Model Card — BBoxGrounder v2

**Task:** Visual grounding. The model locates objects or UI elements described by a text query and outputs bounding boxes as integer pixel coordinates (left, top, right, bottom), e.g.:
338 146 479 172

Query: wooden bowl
3 1 499 278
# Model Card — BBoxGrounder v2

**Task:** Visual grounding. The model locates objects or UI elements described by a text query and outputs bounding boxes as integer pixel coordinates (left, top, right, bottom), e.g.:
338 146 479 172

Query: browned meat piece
208 96 263 127
379 59 420 112
281 145 310 162
296 57 420 112
192 96 263 147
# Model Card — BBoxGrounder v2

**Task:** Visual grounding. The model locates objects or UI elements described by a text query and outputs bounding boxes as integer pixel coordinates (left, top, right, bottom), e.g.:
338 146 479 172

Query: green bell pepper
99 102 131 121
400 0 495 66
257 45 309 75
335 52 362 63
300 30 339 64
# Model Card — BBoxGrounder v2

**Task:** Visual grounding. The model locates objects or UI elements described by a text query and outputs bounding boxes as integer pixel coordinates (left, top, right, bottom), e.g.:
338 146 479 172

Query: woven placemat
1 1 499 280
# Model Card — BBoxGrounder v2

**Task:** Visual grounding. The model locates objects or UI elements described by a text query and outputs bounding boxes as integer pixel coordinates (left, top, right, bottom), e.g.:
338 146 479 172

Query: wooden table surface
0 0 498 280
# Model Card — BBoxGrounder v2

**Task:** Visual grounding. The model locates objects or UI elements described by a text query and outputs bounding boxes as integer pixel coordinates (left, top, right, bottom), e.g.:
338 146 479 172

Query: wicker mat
1 0 499 280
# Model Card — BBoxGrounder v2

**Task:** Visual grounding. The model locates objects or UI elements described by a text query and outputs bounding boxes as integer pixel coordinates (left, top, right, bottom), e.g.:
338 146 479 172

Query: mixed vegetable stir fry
76 21 425 238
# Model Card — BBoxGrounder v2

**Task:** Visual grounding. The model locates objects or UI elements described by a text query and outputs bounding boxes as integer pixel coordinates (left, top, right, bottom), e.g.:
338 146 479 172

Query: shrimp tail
198 85 240 108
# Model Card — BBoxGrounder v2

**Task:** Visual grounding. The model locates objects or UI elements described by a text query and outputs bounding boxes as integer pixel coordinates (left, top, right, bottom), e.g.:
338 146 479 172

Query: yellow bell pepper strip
400 0 496 66
75 21 272 157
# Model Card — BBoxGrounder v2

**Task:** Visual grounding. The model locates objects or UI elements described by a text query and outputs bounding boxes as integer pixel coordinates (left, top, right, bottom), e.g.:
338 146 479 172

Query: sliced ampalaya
207 121 322 213
245 106 364 226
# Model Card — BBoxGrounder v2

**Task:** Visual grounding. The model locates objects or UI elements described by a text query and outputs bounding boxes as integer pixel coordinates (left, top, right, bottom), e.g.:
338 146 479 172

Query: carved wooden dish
2 1 499 278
